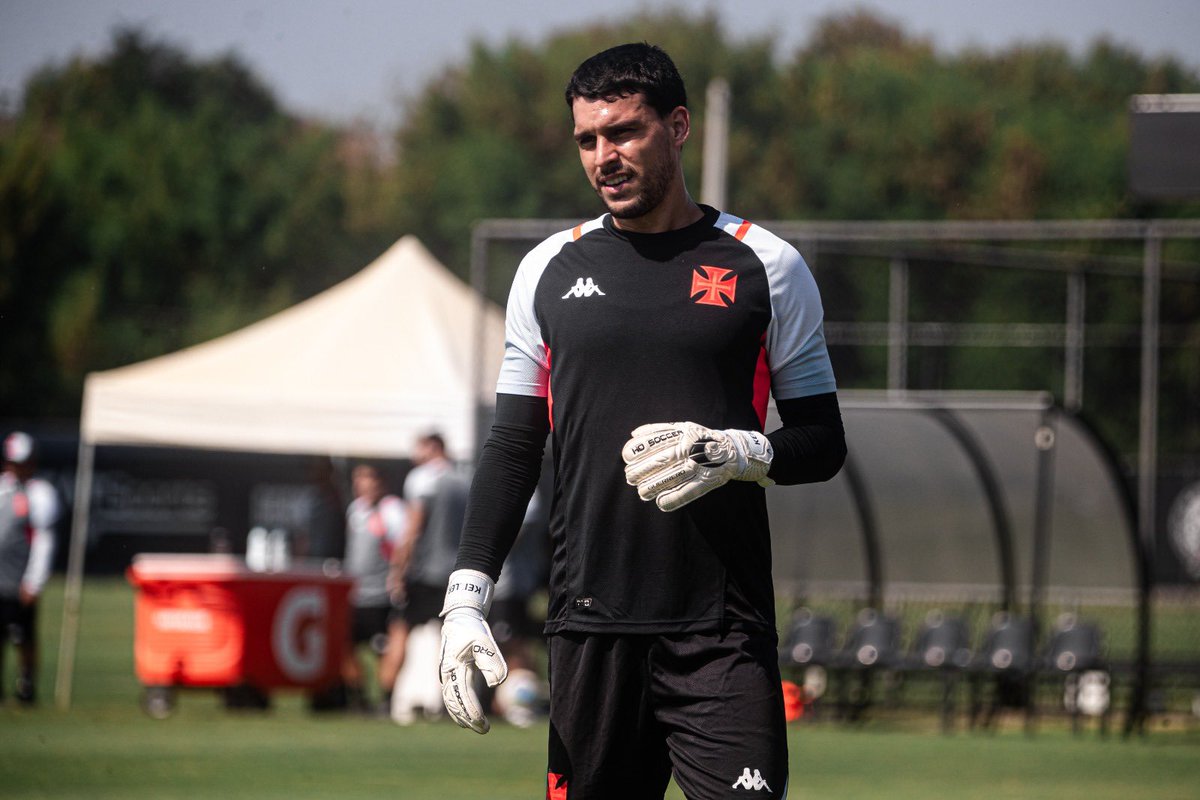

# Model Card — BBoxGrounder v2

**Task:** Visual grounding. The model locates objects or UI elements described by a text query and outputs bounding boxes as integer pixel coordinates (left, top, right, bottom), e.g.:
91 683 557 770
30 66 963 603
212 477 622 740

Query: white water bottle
246 527 269 571
268 528 290 571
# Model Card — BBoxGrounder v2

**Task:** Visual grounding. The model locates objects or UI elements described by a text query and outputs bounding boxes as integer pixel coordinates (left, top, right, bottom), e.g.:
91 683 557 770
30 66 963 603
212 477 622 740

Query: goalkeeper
440 42 845 799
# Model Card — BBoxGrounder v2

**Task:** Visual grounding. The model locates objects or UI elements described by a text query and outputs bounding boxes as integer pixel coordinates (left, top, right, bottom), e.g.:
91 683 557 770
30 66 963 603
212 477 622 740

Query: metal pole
1064 270 1086 411
887 257 909 395
1138 234 1161 573
700 78 730 210
469 226 489 463
1030 414 1058 624
1128 232 1161 735
55 438 94 709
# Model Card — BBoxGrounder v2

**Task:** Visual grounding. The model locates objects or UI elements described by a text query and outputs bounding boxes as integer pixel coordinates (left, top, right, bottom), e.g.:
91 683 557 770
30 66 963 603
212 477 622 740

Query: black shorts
546 629 788 800
350 605 390 645
0 596 36 646
398 582 445 628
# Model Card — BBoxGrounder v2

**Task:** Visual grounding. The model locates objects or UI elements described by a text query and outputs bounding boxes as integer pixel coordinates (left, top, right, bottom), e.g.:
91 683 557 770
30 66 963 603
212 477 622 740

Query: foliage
385 10 1199 455
1 12 1198 455
393 10 1200 270
0 29 390 416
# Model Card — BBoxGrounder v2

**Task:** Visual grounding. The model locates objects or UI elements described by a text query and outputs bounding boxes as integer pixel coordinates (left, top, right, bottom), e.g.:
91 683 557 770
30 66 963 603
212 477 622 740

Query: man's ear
669 106 691 147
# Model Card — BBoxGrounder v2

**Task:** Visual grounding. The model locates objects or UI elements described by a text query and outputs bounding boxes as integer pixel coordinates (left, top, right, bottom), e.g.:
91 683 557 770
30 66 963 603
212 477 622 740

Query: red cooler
127 553 353 716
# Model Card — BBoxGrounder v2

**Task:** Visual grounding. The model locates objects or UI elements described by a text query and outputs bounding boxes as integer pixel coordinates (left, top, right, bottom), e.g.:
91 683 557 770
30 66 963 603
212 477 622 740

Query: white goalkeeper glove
439 569 508 734
622 422 774 512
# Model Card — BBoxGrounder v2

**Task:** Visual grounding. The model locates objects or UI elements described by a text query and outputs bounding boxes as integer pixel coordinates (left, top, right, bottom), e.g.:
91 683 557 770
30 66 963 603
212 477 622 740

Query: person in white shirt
378 433 470 711
0 432 59 706
341 462 407 711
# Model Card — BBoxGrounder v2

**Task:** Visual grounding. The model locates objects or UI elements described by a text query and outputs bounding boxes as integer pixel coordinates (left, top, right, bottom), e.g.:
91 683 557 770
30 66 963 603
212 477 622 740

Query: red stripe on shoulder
734 220 752 241
754 335 771 428
571 225 583 241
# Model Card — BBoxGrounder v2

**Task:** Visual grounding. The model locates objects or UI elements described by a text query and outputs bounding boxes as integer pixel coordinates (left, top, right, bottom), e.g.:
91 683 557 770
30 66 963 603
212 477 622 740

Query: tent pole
54 438 94 710
470 224 488 462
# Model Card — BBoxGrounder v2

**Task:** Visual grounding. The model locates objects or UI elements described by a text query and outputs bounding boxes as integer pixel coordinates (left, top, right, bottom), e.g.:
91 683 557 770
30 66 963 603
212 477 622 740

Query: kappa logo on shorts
562 277 606 298
691 265 737 307
731 767 772 792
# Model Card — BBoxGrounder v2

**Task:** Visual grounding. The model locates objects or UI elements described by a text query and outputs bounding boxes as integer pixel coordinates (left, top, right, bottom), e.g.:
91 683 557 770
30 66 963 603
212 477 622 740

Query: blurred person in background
379 432 470 717
300 456 347 561
340 462 407 713
0 432 60 706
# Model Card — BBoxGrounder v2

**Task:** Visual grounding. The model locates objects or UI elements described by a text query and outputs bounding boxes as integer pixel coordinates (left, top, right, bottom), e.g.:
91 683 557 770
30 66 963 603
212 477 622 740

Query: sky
2 0 1199 127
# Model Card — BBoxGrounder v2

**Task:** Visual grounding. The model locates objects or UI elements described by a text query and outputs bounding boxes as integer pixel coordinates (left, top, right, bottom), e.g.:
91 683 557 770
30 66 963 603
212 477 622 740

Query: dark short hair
418 432 446 453
564 42 687 118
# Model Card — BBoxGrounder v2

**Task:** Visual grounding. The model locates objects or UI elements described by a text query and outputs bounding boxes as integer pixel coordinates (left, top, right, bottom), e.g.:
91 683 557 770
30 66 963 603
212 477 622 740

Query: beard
597 150 675 220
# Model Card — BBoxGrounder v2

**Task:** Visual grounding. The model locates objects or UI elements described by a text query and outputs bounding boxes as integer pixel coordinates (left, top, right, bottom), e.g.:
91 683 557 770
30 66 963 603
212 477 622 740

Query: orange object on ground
781 679 805 721
127 553 353 691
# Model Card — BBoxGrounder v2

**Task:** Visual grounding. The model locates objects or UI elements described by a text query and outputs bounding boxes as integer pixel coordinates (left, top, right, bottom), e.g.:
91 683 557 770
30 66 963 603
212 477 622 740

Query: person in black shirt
438 43 846 799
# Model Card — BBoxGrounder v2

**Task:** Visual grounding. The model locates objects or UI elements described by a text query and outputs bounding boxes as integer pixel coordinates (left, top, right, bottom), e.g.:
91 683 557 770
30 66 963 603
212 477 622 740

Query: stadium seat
779 607 839 718
968 611 1036 730
1043 613 1105 674
780 607 839 669
840 608 903 670
832 608 903 721
1041 613 1110 734
907 610 972 731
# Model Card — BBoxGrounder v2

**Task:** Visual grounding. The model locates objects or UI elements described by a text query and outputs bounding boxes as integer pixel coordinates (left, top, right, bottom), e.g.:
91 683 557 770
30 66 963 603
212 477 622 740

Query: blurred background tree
1 9 1197 453
0 29 392 416
395 9 1199 267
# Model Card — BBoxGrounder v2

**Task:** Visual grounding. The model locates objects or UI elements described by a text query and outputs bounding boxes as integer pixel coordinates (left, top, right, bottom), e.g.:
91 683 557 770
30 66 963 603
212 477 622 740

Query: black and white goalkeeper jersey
470 205 837 635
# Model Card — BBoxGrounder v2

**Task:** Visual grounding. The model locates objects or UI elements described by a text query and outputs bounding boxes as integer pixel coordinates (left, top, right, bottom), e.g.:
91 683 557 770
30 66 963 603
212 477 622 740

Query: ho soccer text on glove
622 422 775 512
439 569 508 734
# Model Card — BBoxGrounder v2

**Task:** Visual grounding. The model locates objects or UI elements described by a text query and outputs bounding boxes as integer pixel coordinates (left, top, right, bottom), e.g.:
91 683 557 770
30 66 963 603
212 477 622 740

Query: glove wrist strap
441 568 494 617
734 429 774 483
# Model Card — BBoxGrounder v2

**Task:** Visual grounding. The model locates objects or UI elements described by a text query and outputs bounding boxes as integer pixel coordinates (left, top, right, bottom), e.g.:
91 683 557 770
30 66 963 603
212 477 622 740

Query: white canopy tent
56 235 507 707
80 235 505 459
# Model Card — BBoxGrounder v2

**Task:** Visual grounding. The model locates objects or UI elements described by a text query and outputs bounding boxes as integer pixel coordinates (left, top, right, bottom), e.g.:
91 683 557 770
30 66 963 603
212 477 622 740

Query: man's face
571 93 687 223
412 439 434 466
352 466 383 503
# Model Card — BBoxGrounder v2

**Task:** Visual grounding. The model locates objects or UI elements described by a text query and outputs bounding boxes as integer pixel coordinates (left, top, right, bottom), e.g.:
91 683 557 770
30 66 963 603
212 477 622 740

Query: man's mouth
599 173 631 194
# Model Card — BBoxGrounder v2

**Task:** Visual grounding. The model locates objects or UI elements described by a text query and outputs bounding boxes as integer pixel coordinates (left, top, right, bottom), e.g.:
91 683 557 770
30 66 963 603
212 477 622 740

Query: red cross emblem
690 265 737 307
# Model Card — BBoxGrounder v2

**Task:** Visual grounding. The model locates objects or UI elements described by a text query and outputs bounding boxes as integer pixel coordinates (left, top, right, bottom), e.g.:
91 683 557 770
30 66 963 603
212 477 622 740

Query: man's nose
595 137 619 168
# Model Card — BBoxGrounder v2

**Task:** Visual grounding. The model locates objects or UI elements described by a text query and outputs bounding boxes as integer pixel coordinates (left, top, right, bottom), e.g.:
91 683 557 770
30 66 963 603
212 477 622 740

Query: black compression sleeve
765 392 847 485
453 393 551 581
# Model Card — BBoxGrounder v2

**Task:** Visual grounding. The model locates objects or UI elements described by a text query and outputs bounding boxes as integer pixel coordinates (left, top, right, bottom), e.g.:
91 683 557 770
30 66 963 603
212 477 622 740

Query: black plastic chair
968 611 1036 730
780 607 838 669
1042 614 1110 734
834 608 903 720
779 608 838 717
909 610 972 731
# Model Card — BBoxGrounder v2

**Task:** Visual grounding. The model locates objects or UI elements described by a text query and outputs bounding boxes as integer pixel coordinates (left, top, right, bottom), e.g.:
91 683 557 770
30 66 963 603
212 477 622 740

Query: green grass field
1 578 1197 799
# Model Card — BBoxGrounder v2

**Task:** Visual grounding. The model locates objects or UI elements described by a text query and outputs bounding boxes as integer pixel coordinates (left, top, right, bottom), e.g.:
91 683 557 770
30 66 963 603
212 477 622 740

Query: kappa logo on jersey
562 277 606 298
731 767 772 792
691 265 737 307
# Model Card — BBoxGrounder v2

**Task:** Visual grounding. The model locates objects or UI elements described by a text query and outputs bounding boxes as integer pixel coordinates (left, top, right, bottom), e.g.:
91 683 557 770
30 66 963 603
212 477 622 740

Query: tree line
1 10 1197 455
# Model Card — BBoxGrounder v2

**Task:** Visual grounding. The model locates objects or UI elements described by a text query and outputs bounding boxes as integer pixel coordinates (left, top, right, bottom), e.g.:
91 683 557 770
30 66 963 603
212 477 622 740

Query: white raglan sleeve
22 480 59 596
761 241 838 400
495 233 576 399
